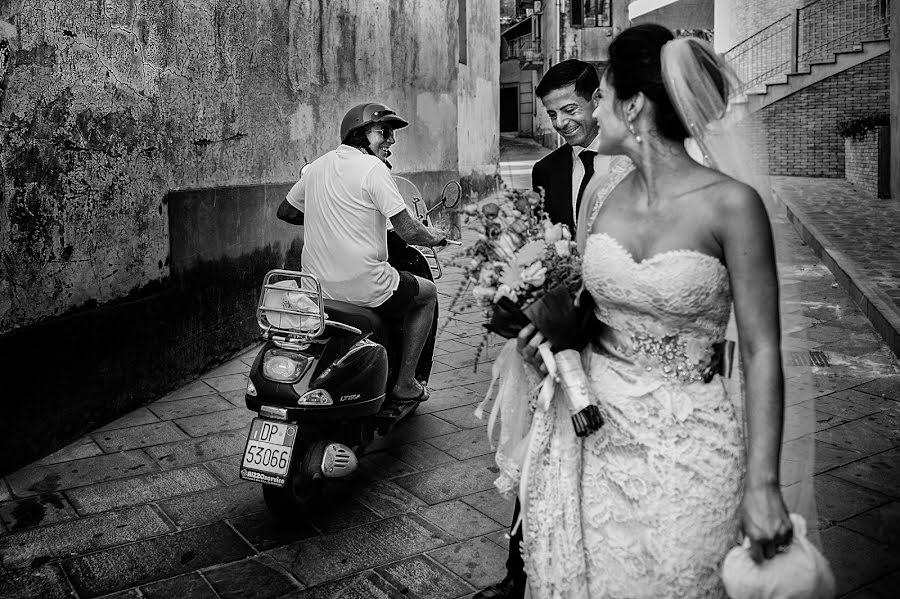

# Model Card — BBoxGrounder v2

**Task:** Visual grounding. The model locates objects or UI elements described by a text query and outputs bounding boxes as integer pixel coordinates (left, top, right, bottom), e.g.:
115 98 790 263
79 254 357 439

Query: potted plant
837 112 890 199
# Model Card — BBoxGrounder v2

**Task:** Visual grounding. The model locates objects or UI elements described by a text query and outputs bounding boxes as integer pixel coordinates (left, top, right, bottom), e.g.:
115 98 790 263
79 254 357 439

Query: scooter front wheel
262 475 323 520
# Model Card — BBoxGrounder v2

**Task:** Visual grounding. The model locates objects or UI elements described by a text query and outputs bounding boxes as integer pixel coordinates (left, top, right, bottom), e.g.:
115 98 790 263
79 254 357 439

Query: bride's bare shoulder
697 168 763 208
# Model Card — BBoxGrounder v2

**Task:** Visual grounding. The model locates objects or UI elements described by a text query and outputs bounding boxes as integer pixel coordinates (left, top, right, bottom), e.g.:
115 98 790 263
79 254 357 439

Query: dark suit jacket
532 144 575 229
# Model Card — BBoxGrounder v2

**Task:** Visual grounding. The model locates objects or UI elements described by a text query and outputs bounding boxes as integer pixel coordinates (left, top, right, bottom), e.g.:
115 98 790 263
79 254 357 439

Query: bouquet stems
538 346 604 437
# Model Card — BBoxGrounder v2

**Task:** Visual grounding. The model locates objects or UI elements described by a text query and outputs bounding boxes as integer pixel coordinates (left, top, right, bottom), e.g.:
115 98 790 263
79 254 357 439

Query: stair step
806 57 838 67
743 35 889 109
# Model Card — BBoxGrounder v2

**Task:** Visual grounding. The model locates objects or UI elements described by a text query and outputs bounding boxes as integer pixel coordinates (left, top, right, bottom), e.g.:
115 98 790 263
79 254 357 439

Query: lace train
523 355 745 598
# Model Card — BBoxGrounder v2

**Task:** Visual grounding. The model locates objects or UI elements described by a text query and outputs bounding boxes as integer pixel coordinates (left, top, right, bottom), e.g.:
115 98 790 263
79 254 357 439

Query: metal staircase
724 0 891 112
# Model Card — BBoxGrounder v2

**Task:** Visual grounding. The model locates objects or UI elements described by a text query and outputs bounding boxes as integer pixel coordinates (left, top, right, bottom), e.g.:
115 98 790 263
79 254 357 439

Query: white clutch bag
721 514 836 599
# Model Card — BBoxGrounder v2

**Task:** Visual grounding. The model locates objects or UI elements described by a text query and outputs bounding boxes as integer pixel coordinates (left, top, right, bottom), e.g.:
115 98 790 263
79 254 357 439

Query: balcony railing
724 0 891 92
518 40 545 70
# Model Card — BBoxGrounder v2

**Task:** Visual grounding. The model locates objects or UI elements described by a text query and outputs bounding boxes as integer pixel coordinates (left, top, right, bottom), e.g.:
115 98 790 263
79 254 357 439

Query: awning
628 0 713 30
501 17 532 41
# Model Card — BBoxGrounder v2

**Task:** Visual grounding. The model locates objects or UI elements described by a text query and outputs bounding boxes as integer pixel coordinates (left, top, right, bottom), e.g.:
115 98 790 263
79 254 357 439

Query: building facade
628 0 892 186
500 0 631 147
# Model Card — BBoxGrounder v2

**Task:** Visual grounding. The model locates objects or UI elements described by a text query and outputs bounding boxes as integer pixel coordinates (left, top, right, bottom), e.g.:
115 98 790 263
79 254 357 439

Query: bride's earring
628 121 642 144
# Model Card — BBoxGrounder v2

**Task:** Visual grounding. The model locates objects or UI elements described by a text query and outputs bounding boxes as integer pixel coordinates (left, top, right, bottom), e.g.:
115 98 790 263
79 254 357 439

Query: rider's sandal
390 385 430 403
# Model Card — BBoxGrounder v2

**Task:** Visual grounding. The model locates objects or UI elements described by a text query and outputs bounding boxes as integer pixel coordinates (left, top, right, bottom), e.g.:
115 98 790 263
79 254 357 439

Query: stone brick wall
845 129 881 197
759 53 890 177
844 127 890 198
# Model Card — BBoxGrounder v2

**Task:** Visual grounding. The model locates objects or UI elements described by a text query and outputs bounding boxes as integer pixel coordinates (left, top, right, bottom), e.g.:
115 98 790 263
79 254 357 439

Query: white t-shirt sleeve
285 177 306 212
361 162 408 219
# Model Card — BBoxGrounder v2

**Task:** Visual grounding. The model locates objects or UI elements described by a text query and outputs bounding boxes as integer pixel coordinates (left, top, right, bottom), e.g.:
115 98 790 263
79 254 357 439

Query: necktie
576 150 596 221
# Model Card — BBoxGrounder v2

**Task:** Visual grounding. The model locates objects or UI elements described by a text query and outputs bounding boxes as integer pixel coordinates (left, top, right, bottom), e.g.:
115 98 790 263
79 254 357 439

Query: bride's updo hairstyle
606 23 728 142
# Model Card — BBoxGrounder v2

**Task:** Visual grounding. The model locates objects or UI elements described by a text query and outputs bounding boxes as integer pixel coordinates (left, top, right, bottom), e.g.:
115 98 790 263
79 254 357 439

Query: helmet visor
369 108 408 130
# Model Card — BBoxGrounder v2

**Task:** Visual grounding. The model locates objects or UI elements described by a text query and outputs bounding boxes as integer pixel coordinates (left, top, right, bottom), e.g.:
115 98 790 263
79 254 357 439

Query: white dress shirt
570 135 608 226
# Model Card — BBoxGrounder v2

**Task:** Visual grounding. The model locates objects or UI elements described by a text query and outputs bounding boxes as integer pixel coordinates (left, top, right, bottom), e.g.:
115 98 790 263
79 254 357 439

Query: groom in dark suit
475 59 607 599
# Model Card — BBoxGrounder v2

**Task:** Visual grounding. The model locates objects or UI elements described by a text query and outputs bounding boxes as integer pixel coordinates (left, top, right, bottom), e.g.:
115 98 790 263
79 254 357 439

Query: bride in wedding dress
509 24 797 598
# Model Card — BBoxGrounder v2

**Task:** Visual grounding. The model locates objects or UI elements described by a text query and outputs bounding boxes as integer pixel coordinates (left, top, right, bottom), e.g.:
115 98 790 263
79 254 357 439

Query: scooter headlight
262 349 312 383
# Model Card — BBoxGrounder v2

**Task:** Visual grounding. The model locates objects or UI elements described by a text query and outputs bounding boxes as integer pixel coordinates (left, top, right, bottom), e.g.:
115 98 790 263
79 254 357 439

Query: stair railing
724 0 891 93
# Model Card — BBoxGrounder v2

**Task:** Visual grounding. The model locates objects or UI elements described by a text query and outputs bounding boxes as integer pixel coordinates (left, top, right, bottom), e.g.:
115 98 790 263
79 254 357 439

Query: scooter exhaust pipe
301 441 358 479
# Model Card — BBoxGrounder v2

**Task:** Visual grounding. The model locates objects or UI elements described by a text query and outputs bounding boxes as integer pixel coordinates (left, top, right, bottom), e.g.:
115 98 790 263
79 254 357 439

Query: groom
475 59 609 599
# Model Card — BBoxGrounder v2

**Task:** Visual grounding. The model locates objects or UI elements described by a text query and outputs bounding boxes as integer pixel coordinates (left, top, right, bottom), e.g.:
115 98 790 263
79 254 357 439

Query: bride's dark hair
606 23 727 142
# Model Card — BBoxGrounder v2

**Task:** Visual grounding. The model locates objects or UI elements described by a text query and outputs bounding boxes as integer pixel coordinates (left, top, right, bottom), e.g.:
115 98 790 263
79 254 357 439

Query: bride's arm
719 182 793 563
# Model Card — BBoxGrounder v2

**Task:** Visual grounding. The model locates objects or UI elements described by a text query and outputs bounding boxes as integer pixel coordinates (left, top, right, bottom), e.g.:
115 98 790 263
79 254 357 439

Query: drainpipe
556 0 563 63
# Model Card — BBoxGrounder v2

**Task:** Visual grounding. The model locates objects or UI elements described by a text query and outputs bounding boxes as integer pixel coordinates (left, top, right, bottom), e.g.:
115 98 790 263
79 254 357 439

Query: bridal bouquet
450 188 603 437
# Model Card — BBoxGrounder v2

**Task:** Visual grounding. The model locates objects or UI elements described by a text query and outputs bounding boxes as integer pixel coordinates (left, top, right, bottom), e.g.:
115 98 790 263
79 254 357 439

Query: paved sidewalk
0 137 898 598
773 176 900 359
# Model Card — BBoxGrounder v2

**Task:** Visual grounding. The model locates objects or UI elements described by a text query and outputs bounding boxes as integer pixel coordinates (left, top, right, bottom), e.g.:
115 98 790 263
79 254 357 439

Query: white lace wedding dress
520 164 747 598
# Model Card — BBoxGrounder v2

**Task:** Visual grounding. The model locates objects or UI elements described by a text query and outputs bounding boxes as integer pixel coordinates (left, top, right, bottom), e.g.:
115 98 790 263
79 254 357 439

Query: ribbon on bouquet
476 340 603 535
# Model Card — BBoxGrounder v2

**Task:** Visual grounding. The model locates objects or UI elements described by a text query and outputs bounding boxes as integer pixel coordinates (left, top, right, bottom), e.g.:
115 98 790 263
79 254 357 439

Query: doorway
500 87 519 132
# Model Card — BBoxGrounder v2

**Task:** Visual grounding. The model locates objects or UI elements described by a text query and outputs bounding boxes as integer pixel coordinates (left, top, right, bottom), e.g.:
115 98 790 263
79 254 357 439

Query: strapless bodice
583 232 732 382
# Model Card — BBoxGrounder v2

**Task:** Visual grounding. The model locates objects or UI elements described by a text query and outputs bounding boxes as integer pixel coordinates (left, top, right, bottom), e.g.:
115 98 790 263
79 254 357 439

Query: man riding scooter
277 102 447 403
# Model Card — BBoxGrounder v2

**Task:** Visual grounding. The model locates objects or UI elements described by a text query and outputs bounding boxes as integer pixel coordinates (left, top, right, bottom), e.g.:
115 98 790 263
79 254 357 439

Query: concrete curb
778 191 900 358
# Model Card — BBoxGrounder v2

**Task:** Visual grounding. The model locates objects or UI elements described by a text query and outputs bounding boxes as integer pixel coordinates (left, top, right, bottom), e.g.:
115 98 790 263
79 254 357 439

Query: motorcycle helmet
340 102 409 142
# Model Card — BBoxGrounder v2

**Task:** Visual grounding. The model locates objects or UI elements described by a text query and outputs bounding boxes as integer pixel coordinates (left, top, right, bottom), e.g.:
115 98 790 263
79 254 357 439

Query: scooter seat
323 299 389 342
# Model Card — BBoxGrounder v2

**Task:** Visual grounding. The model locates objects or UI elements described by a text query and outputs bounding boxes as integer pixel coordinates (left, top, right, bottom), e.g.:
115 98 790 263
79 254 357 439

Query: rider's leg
392 275 436 398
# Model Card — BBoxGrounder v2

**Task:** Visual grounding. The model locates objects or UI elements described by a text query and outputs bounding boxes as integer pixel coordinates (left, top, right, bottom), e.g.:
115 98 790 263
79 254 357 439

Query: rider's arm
278 177 306 225
390 210 446 247
364 161 446 247
277 199 304 225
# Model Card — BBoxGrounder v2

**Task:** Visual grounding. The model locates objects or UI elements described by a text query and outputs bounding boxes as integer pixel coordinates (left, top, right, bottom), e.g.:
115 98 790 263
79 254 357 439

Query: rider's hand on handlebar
426 227 448 247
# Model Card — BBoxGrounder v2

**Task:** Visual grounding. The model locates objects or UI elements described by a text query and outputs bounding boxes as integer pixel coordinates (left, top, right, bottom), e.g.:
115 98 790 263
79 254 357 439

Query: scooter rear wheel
262 476 323 520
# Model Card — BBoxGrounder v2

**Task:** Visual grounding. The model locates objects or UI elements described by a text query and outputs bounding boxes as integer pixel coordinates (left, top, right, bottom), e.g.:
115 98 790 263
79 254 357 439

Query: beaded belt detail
614 332 722 383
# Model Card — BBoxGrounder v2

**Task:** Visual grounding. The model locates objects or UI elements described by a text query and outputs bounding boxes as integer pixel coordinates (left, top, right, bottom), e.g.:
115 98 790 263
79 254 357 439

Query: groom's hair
536 59 599 102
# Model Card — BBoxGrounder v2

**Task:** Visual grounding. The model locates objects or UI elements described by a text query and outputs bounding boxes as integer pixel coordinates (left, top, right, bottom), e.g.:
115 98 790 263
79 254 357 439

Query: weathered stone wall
0 0 483 473
0 0 458 334
458 0 500 192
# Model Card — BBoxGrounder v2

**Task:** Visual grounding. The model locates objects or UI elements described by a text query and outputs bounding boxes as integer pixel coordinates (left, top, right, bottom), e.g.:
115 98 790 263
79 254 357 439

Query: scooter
241 178 461 518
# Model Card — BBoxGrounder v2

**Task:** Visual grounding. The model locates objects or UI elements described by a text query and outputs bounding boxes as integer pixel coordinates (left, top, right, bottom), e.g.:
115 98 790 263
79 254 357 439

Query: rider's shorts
372 270 419 321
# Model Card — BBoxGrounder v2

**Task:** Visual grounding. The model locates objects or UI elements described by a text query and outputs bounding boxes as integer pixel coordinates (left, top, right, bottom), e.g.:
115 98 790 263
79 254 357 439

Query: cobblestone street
1 137 898 598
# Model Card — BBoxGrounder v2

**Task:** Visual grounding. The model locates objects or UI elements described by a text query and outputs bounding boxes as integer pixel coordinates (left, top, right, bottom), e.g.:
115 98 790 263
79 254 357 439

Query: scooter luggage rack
256 269 328 343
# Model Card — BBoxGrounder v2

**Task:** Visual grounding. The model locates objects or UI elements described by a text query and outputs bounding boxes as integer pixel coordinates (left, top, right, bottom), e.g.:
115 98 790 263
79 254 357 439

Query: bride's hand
740 482 793 563
516 324 548 375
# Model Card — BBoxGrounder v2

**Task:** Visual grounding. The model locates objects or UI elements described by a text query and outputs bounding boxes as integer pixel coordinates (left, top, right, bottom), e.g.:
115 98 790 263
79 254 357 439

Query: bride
509 24 794 598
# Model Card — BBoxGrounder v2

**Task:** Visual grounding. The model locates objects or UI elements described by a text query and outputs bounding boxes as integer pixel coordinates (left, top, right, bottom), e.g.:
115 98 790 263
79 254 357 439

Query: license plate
240 418 298 487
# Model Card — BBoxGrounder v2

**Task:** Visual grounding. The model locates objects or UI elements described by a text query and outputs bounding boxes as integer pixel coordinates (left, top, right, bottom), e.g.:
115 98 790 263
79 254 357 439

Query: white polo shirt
286 145 408 307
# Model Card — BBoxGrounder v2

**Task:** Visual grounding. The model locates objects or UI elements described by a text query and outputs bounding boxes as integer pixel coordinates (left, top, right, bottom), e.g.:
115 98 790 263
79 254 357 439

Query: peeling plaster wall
0 0 458 334
457 0 499 180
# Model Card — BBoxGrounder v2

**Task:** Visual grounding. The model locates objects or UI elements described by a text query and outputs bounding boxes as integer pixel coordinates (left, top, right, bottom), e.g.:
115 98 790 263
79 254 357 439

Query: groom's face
540 84 599 148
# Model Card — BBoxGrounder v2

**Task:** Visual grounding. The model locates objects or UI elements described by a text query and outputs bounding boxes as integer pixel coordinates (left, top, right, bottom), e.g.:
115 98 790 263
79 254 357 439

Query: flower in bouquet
446 187 603 438
448 188 582 338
